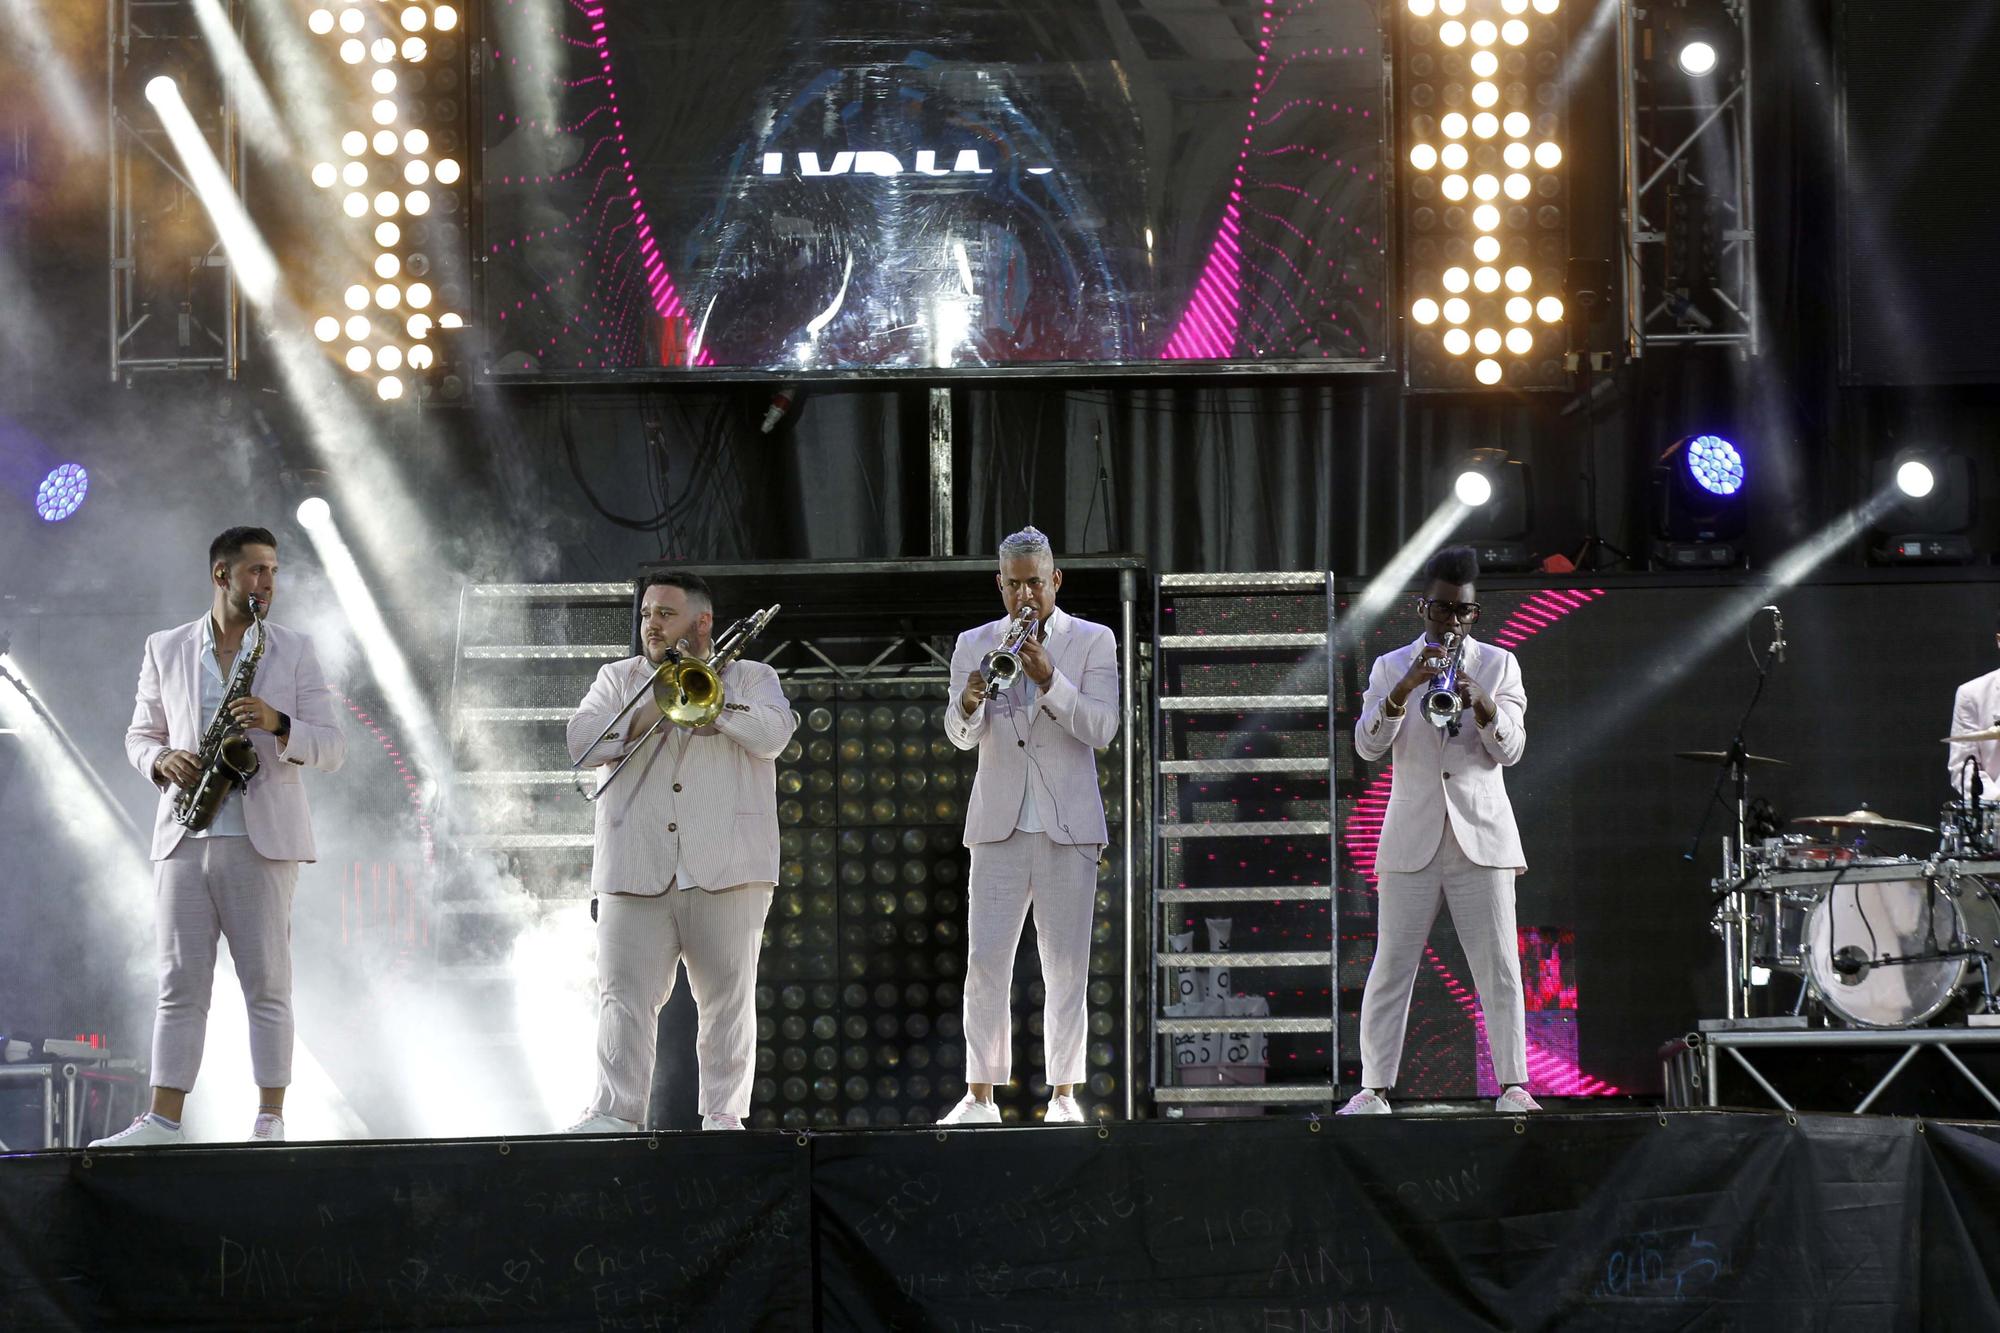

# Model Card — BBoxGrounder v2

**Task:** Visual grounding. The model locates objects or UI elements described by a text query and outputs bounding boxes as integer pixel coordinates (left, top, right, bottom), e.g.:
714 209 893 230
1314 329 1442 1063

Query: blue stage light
35 465 89 522
1686 435 1744 497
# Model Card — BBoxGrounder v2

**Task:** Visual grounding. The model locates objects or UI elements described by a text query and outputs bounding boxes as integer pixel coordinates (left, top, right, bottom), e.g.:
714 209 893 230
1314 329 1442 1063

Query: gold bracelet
1383 696 1405 718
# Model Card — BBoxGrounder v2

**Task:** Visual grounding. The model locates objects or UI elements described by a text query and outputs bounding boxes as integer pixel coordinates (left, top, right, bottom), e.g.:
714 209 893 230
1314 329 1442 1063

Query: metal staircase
1150 572 1340 1110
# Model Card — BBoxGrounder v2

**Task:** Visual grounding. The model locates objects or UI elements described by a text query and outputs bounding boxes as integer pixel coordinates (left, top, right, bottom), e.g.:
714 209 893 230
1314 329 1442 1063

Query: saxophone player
563 573 796 1133
90 527 345 1147
939 526 1120 1125
1338 545 1537 1117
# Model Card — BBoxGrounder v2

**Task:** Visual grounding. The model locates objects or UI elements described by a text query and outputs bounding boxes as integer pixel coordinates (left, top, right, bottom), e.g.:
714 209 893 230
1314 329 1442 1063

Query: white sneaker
250 1113 285 1143
1496 1086 1542 1113
563 1111 639 1134
938 1095 1001 1126
88 1115 185 1148
1045 1094 1084 1124
701 1113 744 1131
1335 1090 1391 1116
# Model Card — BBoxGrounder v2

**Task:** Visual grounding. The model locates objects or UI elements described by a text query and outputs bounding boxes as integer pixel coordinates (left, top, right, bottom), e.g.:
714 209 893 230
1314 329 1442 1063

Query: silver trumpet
1422 630 1468 731
981 608 1039 693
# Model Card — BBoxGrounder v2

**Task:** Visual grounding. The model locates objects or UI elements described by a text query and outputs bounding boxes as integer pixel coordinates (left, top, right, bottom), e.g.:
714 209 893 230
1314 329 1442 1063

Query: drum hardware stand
1687 623 1780 1019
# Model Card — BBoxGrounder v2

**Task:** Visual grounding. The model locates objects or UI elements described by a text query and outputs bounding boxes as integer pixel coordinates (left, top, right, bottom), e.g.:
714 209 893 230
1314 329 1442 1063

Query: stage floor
3 1110 1996 1331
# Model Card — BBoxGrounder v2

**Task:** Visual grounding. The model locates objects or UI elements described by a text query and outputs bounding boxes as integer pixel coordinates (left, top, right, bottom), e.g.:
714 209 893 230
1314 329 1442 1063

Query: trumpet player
941 526 1120 1126
1339 545 1536 1117
91 527 345 1148
564 573 795 1133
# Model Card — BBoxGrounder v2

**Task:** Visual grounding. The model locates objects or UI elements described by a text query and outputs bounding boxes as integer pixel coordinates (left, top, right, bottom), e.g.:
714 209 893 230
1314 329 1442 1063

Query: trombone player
564 572 795 1133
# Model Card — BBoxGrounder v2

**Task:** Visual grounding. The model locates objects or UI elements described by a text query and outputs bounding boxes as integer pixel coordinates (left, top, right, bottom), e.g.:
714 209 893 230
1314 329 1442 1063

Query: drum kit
1698 725 2000 1030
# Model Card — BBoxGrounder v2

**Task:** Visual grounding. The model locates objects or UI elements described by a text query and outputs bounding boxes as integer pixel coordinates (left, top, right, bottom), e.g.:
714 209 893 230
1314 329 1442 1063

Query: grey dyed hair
997 525 1053 565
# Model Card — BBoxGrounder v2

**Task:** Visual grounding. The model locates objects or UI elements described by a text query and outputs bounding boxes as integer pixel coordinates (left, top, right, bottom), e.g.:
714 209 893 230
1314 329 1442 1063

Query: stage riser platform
2 1113 1995 1330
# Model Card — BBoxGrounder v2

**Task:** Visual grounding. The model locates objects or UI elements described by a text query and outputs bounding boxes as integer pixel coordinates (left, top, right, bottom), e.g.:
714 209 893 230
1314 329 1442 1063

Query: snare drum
1939 800 2000 858
1748 834 1861 874
1803 876 2000 1027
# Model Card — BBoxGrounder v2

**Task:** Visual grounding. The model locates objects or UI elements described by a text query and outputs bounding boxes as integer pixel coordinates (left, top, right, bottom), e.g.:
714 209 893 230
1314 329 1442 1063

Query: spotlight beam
0 0 99 149
143 76 280 307
1336 499 1475 651
189 0 294 164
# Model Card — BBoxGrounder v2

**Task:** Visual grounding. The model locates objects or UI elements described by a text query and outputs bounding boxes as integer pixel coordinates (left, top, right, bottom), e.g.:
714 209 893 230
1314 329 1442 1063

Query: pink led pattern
1164 0 1383 360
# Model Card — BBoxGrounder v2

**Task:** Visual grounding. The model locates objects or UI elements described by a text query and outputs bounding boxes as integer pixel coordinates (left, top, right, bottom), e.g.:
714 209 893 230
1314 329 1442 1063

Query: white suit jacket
569 655 796 896
125 616 347 863
945 607 1120 848
1947 667 2000 799
1354 634 1527 873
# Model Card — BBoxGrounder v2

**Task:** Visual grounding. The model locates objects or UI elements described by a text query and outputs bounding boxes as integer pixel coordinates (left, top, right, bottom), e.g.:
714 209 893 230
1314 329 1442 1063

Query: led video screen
477 0 1391 379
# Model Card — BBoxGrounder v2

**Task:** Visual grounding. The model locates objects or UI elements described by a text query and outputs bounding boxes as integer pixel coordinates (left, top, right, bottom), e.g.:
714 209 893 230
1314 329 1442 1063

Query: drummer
1948 653 2000 799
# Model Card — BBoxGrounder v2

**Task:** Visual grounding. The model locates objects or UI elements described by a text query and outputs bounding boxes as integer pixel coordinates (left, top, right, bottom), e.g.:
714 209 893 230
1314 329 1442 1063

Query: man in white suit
1947 618 2000 798
939 526 1120 1126
565 572 796 1133
91 526 346 1147
1338 545 1539 1116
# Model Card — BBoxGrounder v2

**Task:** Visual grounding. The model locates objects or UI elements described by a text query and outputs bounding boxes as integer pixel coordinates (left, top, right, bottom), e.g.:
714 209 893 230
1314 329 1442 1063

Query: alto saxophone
172 602 270 832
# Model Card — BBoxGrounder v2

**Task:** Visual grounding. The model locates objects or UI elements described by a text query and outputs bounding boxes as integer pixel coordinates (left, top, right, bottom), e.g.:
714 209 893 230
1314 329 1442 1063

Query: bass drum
1804 877 2000 1027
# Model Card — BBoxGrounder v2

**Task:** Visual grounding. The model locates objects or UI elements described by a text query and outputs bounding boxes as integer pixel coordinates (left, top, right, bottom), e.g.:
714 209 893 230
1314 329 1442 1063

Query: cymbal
1944 726 2000 744
1675 750 1789 766
1791 809 1934 833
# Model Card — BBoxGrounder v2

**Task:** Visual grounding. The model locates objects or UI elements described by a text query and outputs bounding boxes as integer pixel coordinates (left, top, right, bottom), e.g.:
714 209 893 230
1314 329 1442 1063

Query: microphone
1830 945 1871 982
1763 605 1785 664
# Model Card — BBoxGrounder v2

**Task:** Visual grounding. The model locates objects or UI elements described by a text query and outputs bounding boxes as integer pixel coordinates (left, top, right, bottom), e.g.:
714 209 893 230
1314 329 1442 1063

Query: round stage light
371 99 397 126
1506 296 1533 323
1469 19 1498 46
1504 141 1532 169
342 130 368 157
1532 0 1559 12
374 190 400 217
373 129 398 155
371 68 397 95
400 5 427 31
308 9 335 35
1442 296 1470 324
404 159 430 185
344 284 371 311
1503 112 1531 140
374 282 402 308
1537 295 1565 322
341 160 368 188
1896 459 1935 499
439 313 464 328
1471 50 1499 78
311 161 337 189
375 221 401 247
1473 235 1501 263
1505 265 1532 292
344 345 371 372
1502 19 1529 45
344 314 370 341
435 159 462 186
434 5 459 31
377 345 404 372
1441 142 1469 170
1472 112 1499 139
1439 21 1466 47
1437 0 1463 14
339 38 365 64
1473 326 1502 355
1455 469 1494 505
1411 298 1440 325
1472 203 1500 231
35 464 88 522
1474 266 1501 293
408 343 435 370
338 7 364 34
1473 173 1499 200
1443 266 1470 293
405 190 431 215
1504 173 1531 199
407 282 433 309
402 36 428 61
404 128 430 155
342 191 369 218
1408 0 1435 14
314 316 340 342
1441 174 1469 202
1678 41 1718 76
1475 358 1503 385
375 253 401 279
1410 143 1437 172
377 375 404 401
1535 141 1563 169
371 37 397 62
1471 81 1498 109
1442 327 1472 356
296 497 331 530
1441 112 1469 140
143 75 178 107
407 312 433 338
1505 326 1534 355
1687 435 1746 497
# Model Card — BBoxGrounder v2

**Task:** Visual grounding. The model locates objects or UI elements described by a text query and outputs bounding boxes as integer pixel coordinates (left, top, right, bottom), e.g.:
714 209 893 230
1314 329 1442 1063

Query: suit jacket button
673 783 683 792
668 822 678 833
1442 772 1453 780
1018 740 1026 748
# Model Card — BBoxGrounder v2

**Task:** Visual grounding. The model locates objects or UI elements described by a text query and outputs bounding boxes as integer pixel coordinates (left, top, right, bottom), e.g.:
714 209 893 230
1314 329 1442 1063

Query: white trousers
964 831 1100 1088
151 835 299 1092
590 883 773 1124
1359 820 1526 1090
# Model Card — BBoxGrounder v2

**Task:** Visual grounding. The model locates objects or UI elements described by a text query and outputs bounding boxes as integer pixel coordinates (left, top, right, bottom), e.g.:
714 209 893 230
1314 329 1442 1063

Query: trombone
574 603 782 801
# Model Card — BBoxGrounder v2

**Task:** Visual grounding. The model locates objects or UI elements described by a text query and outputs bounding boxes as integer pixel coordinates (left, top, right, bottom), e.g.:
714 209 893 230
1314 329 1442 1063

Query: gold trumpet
577 603 781 801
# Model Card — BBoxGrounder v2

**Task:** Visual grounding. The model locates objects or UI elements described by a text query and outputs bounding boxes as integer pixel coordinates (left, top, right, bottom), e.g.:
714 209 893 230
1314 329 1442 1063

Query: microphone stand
1683 621 1779 1021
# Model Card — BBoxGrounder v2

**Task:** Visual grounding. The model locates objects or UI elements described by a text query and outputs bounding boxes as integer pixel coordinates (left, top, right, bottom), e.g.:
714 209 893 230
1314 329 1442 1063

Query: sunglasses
1419 597 1482 623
